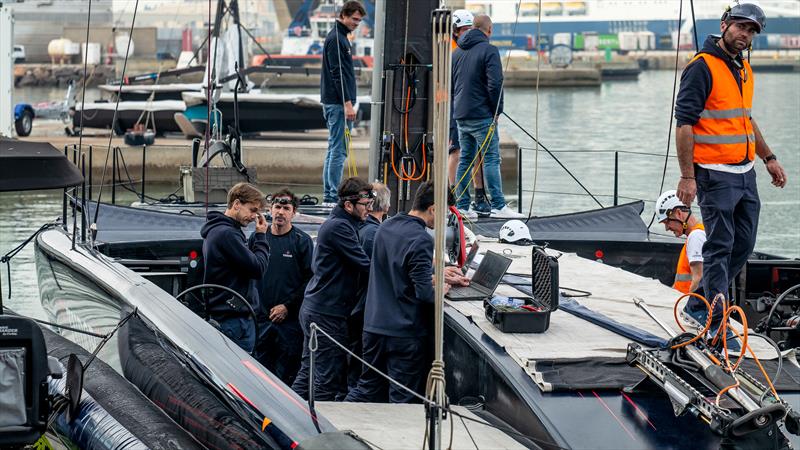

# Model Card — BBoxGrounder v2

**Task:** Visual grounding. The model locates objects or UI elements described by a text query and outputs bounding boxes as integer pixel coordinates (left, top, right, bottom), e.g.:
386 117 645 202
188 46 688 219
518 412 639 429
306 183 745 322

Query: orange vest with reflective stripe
673 223 705 293
690 53 755 165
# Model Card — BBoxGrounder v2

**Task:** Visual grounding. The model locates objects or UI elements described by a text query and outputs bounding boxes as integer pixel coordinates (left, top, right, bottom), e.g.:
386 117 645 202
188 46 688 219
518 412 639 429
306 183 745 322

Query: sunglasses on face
272 197 294 206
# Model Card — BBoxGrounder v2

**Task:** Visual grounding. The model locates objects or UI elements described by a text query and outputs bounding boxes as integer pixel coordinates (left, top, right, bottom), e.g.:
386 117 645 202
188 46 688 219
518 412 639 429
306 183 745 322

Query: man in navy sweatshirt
452 14 523 220
292 177 373 400
320 1 366 206
346 181 468 403
200 182 269 353
249 188 314 385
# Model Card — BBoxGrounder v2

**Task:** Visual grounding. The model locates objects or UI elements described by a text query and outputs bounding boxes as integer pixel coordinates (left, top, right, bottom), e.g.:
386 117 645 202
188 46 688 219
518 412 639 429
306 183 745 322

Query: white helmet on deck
452 9 474 29
499 219 532 244
655 190 687 223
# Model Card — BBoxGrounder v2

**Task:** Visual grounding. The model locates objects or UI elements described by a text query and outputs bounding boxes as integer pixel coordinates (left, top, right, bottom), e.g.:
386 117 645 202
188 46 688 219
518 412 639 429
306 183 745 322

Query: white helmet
655 190 687 223
452 9 474 29
499 219 532 244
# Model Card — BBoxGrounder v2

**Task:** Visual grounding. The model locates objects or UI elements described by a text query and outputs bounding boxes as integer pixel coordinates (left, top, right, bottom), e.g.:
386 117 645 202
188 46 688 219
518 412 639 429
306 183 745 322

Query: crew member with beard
674 0 787 307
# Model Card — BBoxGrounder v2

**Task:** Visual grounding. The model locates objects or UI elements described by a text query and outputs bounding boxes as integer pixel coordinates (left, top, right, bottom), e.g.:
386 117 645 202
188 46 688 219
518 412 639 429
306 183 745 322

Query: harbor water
3 70 799 321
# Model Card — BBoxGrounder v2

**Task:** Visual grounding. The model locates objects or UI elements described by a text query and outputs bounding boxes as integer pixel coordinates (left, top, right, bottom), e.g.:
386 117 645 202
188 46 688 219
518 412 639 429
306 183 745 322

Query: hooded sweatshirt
200 211 269 317
452 28 504 121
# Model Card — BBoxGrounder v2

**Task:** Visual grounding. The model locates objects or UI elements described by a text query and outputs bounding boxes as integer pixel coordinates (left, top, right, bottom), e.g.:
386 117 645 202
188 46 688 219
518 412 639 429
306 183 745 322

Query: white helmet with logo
655 190 687 223
499 219 532 244
452 9 474 29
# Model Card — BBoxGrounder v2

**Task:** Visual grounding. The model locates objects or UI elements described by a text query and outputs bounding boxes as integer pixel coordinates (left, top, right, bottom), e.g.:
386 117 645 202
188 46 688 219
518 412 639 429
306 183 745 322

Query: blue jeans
695 167 760 303
322 103 353 203
217 317 255 353
455 118 505 210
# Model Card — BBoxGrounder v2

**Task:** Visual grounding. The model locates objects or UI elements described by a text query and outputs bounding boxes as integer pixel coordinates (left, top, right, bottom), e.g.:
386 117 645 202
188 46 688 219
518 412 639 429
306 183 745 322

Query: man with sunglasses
249 188 313 385
346 181 468 403
293 177 373 401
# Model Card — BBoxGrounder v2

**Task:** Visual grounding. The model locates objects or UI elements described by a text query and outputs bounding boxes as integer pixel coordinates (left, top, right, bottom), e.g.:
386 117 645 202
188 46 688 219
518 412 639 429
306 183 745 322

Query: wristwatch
763 154 777 164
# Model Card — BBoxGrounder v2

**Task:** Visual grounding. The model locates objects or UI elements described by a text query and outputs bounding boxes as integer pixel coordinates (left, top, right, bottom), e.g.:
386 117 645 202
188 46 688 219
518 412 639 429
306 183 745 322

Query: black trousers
345 331 427 404
696 166 760 302
254 318 303 386
291 308 349 401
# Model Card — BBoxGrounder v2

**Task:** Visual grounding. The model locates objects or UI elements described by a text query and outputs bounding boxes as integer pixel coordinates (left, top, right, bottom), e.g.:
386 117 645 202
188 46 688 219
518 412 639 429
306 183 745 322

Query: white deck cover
446 239 772 390
316 402 525 449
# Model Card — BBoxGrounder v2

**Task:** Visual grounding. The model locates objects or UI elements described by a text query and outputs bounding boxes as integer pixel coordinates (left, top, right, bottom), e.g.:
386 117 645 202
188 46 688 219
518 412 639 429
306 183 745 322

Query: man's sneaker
472 197 492 217
458 208 477 220
490 205 525 219
321 201 337 208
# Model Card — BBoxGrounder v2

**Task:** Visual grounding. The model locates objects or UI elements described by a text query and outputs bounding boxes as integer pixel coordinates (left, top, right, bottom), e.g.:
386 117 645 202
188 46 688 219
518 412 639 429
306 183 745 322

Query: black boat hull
35 229 337 449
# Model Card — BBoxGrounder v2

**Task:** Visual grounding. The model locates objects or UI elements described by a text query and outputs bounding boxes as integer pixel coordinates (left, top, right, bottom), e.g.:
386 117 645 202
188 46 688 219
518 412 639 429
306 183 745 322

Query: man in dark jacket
250 188 313 385
346 181 467 403
292 177 373 401
347 182 390 389
452 14 523 220
320 1 366 206
200 182 269 353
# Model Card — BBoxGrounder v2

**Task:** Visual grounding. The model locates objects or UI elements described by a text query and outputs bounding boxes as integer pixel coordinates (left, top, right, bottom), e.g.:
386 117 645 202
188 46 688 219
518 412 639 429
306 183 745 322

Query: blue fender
14 103 35 120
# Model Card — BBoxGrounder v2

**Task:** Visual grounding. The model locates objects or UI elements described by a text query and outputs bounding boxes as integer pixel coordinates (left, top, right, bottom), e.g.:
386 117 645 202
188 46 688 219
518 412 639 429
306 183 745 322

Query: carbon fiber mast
368 0 441 214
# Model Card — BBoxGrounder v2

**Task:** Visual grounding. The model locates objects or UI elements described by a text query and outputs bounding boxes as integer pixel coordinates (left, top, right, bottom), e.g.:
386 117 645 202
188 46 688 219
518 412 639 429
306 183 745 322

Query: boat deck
316 402 525 449
448 239 777 391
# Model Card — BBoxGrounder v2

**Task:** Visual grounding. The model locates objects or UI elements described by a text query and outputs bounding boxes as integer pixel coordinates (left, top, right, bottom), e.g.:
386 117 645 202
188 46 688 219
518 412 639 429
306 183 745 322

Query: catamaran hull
34 228 338 450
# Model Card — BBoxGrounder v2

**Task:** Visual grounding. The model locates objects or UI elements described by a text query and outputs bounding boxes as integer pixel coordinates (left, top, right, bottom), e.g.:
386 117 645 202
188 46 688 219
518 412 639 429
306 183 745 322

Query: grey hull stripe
700 108 751 119
693 133 755 144
675 274 693 282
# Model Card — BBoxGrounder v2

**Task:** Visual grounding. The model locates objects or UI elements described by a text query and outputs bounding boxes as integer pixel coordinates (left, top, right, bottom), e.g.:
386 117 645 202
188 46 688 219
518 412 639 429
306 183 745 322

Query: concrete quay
24 123 519 187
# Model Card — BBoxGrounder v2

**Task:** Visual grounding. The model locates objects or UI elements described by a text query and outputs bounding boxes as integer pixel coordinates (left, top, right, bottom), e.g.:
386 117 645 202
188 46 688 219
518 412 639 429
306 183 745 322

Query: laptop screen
471 251 512 292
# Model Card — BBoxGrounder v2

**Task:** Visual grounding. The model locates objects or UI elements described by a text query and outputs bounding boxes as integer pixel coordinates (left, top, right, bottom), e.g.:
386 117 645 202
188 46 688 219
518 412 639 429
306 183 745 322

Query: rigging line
502 112 603 208
646 0 684 230
76 0 92 155
526 0 543 223
332 0 357 176
91 0 140 230
690 0 699 53
308 323 568 450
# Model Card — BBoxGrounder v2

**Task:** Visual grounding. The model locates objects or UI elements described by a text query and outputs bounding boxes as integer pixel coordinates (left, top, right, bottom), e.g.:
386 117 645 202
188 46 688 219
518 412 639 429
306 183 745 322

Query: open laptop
446 250 513 301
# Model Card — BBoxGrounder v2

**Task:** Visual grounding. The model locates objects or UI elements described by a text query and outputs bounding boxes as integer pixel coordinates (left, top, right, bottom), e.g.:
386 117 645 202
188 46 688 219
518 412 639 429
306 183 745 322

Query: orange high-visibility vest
673 223 706 293
451 38 458 51
689 53 755 165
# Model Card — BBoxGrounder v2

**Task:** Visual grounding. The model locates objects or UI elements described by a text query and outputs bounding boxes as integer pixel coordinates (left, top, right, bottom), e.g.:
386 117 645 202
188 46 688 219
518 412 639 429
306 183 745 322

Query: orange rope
671 292 713 349
670 292 780 406
390 85 426 181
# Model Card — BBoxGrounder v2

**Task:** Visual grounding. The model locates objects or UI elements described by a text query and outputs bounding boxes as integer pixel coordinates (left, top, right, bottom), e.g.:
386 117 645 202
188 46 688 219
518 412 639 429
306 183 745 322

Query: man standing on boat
452 14 524 220
200 183 269 353
293 177 373 401
250 188 314 386
348 182 391 389
320 1 367 207
674 0 787 308
448 9 489 220
346 181 469 403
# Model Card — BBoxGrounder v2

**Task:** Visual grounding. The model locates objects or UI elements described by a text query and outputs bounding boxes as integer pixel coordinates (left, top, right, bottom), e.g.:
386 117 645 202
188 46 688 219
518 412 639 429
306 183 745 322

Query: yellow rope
452 122 496 201
345 125 357 177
